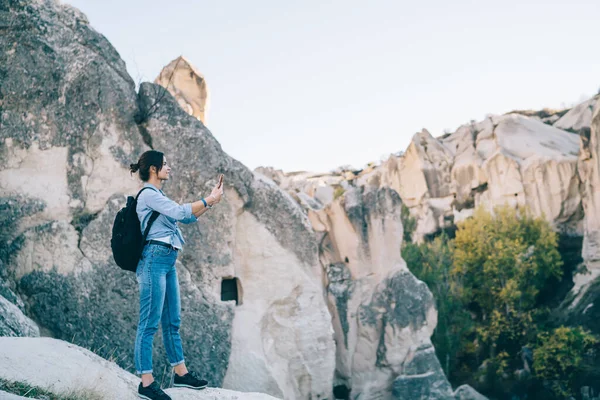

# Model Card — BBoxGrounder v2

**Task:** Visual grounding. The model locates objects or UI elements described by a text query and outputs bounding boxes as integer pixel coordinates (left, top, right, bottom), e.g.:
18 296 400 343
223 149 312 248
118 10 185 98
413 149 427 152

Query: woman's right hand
208 174 224 205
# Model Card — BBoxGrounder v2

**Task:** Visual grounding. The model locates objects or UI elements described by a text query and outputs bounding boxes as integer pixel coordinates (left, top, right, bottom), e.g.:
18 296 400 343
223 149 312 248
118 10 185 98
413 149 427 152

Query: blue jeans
134 243 185 375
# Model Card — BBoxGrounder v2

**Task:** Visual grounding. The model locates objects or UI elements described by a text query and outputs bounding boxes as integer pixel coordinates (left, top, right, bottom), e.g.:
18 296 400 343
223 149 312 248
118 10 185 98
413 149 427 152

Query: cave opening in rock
221 277 241 305
333 384 351 400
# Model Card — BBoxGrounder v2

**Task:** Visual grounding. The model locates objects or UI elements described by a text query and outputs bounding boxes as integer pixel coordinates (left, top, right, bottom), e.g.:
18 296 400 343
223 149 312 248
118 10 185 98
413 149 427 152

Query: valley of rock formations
1 1 599 400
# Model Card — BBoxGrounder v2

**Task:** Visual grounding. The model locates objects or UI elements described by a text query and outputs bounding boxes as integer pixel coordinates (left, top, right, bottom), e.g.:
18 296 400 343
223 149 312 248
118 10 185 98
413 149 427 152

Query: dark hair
130 150 164 181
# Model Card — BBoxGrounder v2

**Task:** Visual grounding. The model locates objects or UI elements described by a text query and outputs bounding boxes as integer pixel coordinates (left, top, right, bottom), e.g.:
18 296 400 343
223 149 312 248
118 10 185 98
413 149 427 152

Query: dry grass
0 378 106 400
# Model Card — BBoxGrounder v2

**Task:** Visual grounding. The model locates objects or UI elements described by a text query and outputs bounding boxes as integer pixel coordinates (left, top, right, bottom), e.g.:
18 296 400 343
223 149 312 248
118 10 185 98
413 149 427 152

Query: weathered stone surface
0 337 280 400
567 94 600 316
317 186 412 396
554 96 598 132
357 271 440 399
577 101 600 286
0 0 144 227
155 56 210 123
0 390 29 400
13 220 93 279
392 344 454 400
0 294 39 337
399 129 453 206
453 384 489 400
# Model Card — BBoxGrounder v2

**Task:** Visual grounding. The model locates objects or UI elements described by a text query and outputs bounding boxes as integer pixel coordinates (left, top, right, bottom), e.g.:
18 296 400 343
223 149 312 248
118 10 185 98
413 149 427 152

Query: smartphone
218 174 224 188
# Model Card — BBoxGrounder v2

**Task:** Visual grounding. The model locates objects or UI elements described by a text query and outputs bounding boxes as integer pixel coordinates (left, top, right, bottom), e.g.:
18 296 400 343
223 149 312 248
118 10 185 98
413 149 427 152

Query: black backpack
111 187 160 272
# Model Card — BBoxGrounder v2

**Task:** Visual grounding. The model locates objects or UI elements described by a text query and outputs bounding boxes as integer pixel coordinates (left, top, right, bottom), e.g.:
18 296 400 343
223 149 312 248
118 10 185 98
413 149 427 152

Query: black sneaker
138 381 171 400
173 370 208 389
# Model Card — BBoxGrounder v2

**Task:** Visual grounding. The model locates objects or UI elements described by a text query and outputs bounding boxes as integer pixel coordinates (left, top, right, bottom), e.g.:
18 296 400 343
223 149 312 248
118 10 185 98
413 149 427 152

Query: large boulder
0 390 28 400
392 344 454 400
398 129 453 206
554 96 598 132
0 337 279 400
0 0 143 229
155 56 210 124
444 113 582 235
0 0 150 380
0 294 39 337
453 384 489 400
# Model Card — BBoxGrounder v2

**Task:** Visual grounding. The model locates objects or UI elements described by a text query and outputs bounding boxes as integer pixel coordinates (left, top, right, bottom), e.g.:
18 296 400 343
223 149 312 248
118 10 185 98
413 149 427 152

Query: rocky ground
0 337 279 399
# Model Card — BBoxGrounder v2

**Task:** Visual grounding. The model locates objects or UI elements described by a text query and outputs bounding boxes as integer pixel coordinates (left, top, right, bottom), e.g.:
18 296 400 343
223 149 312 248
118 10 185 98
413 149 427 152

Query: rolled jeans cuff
137 369 153 375
170 359 185 367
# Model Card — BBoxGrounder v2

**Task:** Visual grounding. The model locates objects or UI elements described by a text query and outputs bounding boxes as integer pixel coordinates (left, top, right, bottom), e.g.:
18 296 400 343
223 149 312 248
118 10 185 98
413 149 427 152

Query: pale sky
67 0 600 173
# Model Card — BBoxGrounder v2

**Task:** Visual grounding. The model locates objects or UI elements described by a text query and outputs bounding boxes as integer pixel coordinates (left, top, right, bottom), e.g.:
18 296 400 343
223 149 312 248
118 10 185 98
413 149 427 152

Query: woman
129 150 223 400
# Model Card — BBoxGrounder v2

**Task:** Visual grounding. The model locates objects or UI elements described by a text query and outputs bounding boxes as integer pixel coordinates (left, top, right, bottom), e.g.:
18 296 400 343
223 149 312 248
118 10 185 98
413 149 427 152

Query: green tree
451 206 563 390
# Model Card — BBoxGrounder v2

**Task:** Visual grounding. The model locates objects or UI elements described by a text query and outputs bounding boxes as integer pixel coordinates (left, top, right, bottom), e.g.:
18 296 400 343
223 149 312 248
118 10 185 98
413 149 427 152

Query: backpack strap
142 211 160 242
136 186 161 242
135 186 156 201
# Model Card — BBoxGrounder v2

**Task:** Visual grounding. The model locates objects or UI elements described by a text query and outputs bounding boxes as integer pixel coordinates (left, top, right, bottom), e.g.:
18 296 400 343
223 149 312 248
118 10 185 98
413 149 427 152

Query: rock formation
564 97 600 334
155 56 210 124
377 113 583 240
306 184 444 398
0 336 279 400
0 291 39 337
251 170 486 399
265 111 589 248
578 100 600 287
554 96 598 132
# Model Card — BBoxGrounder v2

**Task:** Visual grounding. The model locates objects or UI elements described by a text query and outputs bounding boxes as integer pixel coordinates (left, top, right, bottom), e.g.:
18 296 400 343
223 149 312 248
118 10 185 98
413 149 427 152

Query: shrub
533 326 598 398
